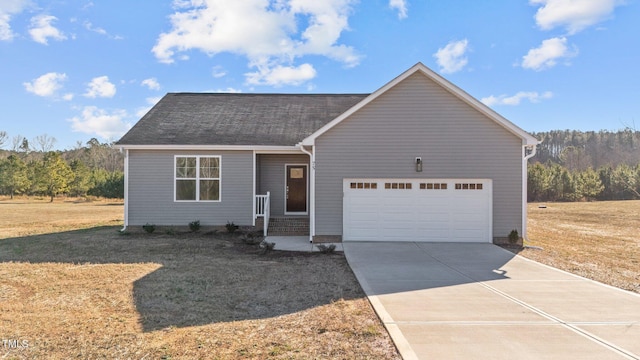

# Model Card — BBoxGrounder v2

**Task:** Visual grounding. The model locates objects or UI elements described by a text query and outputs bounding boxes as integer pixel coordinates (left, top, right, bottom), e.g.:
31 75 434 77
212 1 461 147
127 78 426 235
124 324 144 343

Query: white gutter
121 148 129 232
298 144 315 243
118 144 301 152
522 144 538 241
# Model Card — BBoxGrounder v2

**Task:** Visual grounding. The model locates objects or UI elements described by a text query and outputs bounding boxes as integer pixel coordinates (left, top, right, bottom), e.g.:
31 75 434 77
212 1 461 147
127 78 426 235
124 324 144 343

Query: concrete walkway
267 236 344 252
344 242 640 360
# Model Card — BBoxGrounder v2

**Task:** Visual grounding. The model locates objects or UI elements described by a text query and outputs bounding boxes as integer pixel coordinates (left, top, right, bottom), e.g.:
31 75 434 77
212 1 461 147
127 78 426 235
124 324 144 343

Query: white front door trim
284 163 309 215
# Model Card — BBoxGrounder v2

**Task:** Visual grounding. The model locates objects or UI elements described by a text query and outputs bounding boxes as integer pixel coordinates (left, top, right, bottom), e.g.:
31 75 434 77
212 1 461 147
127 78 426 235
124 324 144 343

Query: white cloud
212 66 226 78
29 14 67 44
84 21 106 35
69 106 131 140
433 39 469 74
84 76 116 98
245 62 316 86
83 20 123 40
481 91 553 106
152 0 360 86
521 36 577 71
0 0 30 41
62 93 74 101
210 87 243 93
389 0 408 19
530 0 621 35
141 78 161 90
135 97 163 118
23 72 67 97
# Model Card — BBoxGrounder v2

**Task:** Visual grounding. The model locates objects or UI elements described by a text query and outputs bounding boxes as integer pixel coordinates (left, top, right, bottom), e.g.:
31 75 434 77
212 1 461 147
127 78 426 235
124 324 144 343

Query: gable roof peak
300 62 538 146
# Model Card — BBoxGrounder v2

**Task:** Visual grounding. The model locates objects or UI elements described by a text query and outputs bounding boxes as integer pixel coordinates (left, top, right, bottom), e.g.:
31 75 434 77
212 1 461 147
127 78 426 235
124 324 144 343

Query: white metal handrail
255 191 270 236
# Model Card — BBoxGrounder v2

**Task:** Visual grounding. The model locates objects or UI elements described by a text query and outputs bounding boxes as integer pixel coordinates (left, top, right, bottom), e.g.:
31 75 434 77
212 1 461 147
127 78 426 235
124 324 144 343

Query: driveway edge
344 243 419 360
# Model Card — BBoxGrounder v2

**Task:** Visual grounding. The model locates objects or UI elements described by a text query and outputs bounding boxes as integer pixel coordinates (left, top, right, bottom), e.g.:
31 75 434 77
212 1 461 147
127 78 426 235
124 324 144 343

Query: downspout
121 148 129 232
299 145 315 243
252 150 256 227
522 144 537 242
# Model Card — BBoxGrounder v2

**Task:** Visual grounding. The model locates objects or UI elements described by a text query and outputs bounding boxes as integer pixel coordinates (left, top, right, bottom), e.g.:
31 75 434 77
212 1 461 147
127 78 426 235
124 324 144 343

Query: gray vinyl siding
314 72 524 239
128 150 253 226
257 154 309 216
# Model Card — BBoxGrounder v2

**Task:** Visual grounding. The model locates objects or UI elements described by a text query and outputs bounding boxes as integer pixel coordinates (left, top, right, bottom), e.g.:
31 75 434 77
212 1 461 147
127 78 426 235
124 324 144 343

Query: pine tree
36 152 74 202
0 155 30 199
69 159 91 197
577 168 604 200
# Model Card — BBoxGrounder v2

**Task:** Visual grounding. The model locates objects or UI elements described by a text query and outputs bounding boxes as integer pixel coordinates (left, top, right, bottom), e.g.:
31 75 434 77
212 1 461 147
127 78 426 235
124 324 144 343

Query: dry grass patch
0 201 399 359
518 201 640 294
0 196 123 239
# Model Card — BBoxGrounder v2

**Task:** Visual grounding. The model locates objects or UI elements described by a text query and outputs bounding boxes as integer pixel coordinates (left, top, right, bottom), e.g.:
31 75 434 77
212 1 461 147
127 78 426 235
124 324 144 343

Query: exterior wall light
415 157 422 172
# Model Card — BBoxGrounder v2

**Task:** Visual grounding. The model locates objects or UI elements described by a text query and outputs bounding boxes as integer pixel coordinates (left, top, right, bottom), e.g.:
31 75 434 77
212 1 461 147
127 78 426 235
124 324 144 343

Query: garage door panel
382 212 417 222
381 228 415 239
349 210 378 220
349 228 379 239
344 179 492 242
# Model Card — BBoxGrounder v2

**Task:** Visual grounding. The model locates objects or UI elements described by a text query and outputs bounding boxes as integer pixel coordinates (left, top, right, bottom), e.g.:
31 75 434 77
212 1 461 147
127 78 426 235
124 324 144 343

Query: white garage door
343 179 492 242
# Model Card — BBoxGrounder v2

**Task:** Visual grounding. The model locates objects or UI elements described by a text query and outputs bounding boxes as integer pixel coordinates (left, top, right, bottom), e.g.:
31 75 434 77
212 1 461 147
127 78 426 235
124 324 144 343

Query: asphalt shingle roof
117 93 369 146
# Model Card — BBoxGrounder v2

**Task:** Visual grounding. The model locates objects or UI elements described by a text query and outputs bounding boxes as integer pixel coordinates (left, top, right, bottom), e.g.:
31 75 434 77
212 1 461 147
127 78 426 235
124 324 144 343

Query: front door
285 165 308 214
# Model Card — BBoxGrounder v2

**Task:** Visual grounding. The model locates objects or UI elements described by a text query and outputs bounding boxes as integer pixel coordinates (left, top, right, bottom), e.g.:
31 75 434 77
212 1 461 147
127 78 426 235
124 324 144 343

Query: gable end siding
128 150 253 226
314 72 523 239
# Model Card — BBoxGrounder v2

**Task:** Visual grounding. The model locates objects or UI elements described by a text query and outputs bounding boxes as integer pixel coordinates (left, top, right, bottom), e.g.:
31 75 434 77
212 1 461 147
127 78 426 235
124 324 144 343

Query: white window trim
174 155 222 202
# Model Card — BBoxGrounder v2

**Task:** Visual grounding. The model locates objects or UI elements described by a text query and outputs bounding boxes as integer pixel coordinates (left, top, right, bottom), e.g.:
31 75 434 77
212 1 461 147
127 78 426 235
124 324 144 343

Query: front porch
254 152 312 238
254 213 310 237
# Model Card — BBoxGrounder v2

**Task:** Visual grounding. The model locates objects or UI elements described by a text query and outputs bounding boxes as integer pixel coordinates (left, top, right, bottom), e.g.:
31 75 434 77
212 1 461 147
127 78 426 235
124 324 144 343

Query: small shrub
189 220 201 233
225 221 239 234
166 228 176 236
259 240 275 254
316 244 337 254
240 232 264 245
508 229 519 244
142 223 156 234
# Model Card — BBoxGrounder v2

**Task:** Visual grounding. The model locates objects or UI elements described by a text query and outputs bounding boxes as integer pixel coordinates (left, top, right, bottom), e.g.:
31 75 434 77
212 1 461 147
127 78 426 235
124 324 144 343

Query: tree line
2 129 639 203
0 132 124 201
528 130 640 202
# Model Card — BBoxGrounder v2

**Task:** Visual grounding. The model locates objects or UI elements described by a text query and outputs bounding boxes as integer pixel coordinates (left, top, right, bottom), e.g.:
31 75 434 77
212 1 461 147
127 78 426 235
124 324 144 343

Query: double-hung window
175 156 221 201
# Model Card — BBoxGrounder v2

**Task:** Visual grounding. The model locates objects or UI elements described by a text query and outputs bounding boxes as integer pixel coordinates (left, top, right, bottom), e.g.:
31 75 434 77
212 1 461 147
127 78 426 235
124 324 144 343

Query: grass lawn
0 197 400 359
522 200 640 294
2 197 638 358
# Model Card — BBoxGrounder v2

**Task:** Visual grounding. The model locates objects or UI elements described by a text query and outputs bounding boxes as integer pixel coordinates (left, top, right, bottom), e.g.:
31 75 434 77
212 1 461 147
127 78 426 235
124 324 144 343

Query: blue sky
0 0 638 150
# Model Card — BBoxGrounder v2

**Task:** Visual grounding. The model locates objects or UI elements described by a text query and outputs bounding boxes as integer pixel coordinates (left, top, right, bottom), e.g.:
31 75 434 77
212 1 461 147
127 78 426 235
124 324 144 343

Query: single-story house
117 62 538 243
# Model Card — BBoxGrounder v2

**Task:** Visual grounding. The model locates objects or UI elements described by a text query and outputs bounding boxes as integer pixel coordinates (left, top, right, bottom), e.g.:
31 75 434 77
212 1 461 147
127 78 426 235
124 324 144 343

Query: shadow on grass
0 226 363 332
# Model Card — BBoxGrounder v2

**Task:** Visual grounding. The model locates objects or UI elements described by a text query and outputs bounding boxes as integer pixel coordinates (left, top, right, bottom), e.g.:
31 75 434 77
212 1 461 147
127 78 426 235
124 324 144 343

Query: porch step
267 217 309 236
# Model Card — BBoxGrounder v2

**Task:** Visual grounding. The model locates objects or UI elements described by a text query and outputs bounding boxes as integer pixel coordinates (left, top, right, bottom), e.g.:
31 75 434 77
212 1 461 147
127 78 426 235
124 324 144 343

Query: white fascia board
301 62 539 146
118 144 302 153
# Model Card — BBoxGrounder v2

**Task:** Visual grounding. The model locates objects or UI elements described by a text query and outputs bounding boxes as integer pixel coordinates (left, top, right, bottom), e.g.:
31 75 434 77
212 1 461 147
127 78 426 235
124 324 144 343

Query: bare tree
11 135 25 152
33 134 57 152
0 131 7 149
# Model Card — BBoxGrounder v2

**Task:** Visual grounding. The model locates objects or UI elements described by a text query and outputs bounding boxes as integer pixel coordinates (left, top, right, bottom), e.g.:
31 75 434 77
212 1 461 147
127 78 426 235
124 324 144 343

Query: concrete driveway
344 242 640 360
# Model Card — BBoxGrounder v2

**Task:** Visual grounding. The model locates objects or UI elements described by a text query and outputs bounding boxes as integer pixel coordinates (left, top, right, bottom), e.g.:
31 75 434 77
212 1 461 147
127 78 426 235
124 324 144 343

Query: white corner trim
122 149 129 231
522 144 538 240
298 145 315 241
252 150 256 226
